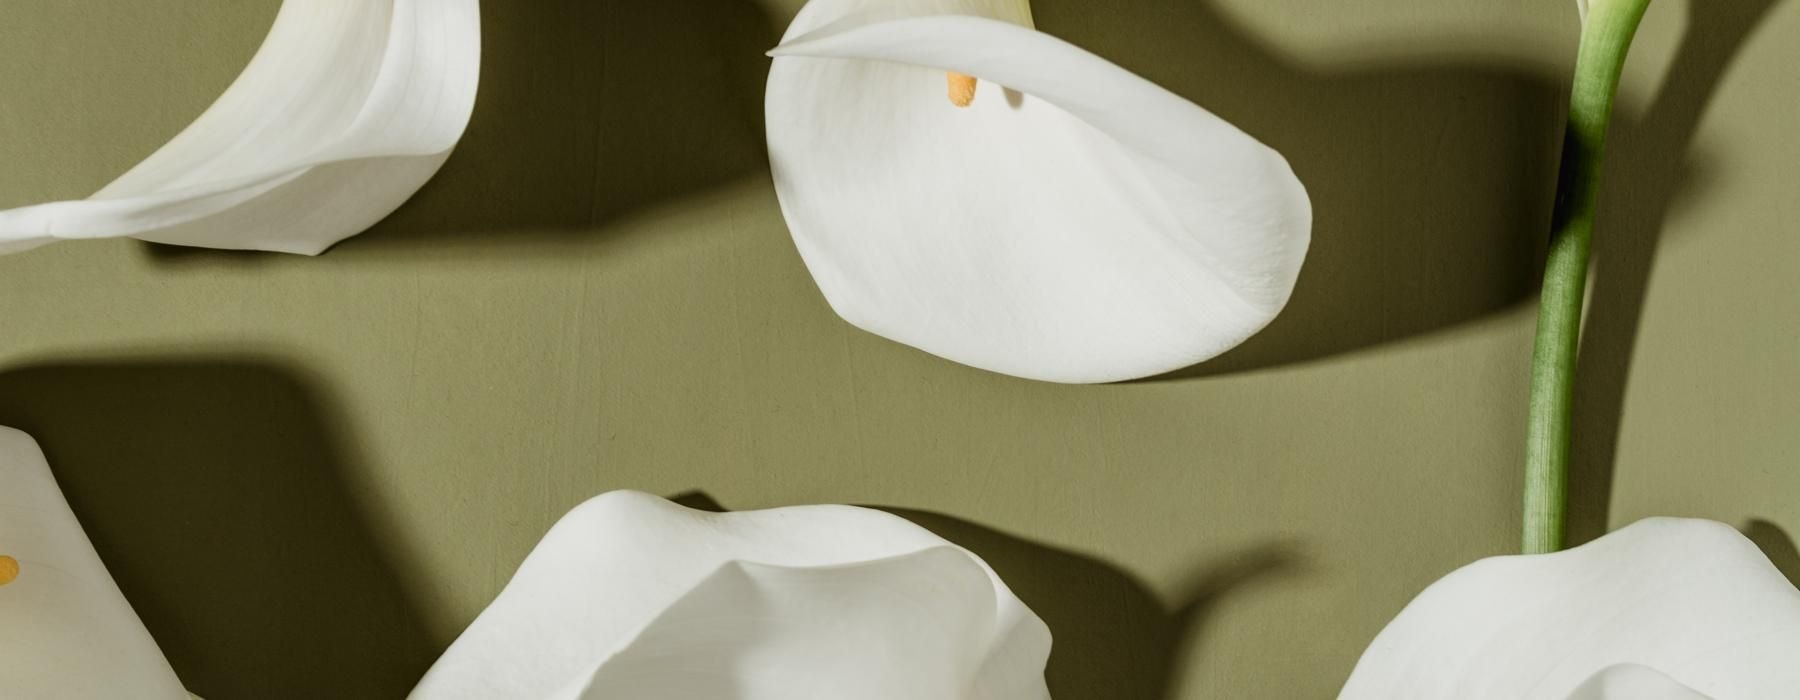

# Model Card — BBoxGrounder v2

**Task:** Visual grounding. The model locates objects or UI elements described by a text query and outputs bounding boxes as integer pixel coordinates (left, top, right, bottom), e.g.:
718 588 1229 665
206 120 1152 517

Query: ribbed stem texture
1523 0 1653 555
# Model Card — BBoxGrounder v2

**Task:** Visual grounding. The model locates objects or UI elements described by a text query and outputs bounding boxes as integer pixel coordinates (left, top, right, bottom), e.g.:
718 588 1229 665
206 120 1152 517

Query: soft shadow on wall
0 359 432 700
352 0 778 249
890 509 1305 700
1565 0 1784 546
1057 0 1566 379
1073 0 1764 381
1101 0 1781 547
1745 519 1800 588
146 0 1762 381
146 0 779 264
154 0 1585 376
671 492 1305 700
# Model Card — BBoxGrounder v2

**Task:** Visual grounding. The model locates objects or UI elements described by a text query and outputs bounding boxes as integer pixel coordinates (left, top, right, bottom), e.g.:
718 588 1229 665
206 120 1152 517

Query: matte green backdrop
1 0 1795 697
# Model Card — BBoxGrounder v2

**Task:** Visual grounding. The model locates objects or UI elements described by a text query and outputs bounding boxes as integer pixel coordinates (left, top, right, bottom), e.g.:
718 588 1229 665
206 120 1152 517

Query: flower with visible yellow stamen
765 0 1311 383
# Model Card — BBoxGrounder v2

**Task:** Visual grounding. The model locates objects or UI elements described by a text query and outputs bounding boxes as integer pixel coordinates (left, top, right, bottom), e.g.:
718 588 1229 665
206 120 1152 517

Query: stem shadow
1566 0 1784 545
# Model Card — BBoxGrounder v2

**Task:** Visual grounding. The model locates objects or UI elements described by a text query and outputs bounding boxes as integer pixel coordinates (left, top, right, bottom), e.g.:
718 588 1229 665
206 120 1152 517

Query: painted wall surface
1 0 1794 697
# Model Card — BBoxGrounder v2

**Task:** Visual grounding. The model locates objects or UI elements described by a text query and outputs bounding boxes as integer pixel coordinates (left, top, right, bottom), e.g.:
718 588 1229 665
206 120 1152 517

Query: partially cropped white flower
411 491 1050 699
0 0 480 256
1340 518 1800 699
0 427 192 699
765 0 1311 384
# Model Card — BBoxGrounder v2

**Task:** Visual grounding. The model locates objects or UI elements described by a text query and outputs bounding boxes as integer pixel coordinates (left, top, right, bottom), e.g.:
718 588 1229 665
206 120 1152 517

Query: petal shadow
0 358 432 699
1567 0 1785 545
145 0 779 263
1076 0 1562 380
1744 519 1800 588
884 508 1304 700
673 491 1305 700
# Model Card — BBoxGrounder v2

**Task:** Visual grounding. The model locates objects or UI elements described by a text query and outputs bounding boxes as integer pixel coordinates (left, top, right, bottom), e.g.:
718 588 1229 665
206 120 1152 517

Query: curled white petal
0 0 481 255
1339 518 1800 700
0 427 188 699
766 0 1311 383
409 491 1050 700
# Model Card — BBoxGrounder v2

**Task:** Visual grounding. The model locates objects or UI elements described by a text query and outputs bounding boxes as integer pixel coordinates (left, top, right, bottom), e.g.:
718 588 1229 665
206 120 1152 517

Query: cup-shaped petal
0 427 188 699
1339 518 1800 699
0 0 480 255
766 0 1311 383
409 491 1050 699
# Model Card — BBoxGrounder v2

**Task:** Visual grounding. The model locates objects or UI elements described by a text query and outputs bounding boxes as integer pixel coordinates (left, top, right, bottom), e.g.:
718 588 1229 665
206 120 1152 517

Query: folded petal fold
0 0 480 255
410 491 1050 699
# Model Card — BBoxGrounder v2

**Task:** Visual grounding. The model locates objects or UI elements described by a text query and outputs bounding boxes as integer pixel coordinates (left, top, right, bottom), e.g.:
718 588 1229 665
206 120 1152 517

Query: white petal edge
0 427 189 699
766 0 1311 383
408 491 1051 700
1338 518 1800 700
0 0 481 256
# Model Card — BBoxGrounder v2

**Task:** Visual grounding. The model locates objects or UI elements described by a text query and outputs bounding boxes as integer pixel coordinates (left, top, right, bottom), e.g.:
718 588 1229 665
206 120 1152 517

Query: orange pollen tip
947 72 977 108
0 556 18 586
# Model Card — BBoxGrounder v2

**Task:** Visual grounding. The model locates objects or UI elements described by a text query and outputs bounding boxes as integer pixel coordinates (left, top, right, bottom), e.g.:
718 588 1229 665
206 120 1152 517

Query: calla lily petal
1567 665 1712 700
1339 518 1800 700
766 0 1311 383
0 0 480 255
0 427 188 699
409 491 1050 699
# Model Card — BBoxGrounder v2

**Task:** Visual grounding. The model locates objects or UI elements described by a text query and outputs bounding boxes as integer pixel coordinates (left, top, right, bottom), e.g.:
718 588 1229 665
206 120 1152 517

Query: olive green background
2 0 1795 697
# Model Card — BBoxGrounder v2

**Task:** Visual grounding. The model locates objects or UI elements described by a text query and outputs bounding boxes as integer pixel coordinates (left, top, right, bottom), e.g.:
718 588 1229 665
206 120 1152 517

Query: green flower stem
1523 0 1653 555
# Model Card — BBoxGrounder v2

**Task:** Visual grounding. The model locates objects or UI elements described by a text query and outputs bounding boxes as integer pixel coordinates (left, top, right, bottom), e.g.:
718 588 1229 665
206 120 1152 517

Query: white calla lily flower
0 0 480 256
411 491 1050 700
0 427 192 699
1340 518 1800 700
765 0 1311 384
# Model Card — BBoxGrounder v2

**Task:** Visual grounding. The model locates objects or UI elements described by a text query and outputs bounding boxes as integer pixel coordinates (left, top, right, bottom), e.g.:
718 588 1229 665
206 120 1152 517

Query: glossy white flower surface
0 427 189 699
0 0 480 255
765 0 1311 384
1340 518 1800 700
410 491 1051 700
